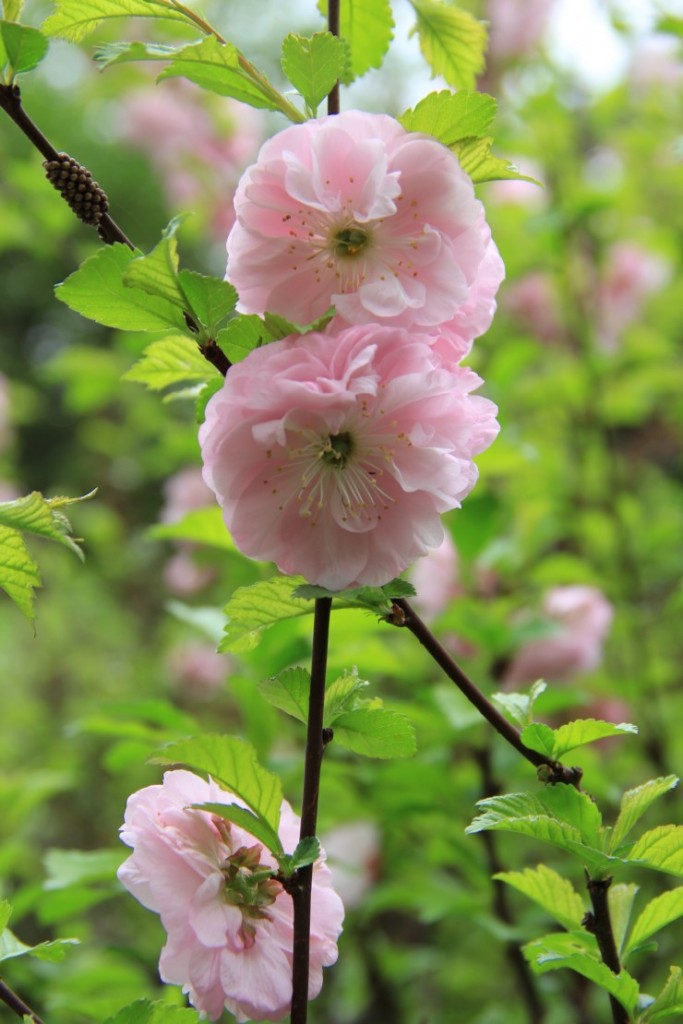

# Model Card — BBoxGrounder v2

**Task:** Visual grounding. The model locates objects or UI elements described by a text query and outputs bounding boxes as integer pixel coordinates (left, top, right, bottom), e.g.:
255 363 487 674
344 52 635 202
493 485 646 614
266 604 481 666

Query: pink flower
597 243 671 352
504 585 614 687
320 821 381 910
199 325 499 591
409 532 461 621
226 110 502 336
502 271 563 344
118 770 344 1022
486 0 556 61
161 466 216 525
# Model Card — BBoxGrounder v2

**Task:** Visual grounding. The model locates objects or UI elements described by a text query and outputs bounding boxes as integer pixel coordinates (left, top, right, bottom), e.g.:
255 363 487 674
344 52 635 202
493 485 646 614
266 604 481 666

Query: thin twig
327 0 341 116
584 877 630 1024
0 977 46 1024
290 597 332 1024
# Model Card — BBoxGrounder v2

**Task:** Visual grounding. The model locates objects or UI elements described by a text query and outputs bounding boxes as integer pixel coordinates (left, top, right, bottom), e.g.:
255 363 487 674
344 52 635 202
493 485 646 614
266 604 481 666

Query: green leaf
491 681 547 729
398 89 496 145
149 507 234 551
42 0 187 42
0 900 10 931
292 577 416 611
520 722 556 759
195 377 223 424
551 719 638 758
93 40 180 70
318 0 393 81
44 848 125 889
608 883 639 958
0 524 41 617
277 836 321 877
56 244 183 331
122 218 187 308
217 315 265 364
610 776 679 852
324 668 369 725
452 136 538 185
0 21 48 73
409 0 486 90
0 490 90 556
625 888 683 958
151 734 282 834
258 667 310 725
123 335 219 393
523 932 640 1015
159 36 282 112
628 826 683 878
281 32 347 114
191 802 283 857
219 576 312 652
177 271 237 332
0 904 78 962
643 966 683 1022
494 864 585 931
2 1 24 22
261 306 336 341
104 999 202 1024
332 707 416 759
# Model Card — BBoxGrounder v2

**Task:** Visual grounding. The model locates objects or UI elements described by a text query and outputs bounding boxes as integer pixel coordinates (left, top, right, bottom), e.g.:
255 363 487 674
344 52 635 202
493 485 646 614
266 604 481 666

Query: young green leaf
277 836 321 877
217 315 265 363
452 136 538 185
177 271 237 332
281 32 347 114
609 776 679 852
122 219 187 308
151 734 282 834
0 21 48 73
42 0 187 42
324 668 369 725
491 680 547 730
523 932 640 1015
628 825 683 878
0 525 41 618
104 999 202 1024
292 577 415 613
608 883 639 957
0 903 78 962
191 802 283 857
520 722 556 759
93 40 181 70
332 707 416 759
44 848 125 889
2 1 24 22
318 0 394 81
550 719 638 758
219 575 313 652
261 307 336 341
123 335 219 393
195 377 223 424
149 507 235 551
642 966 683 1022
408 0 487 90
0 490 90 557
494 864 585 931
624 888 683 958
398 89 496 146
159 36 284 113
56 244 183 331
259 667 311 725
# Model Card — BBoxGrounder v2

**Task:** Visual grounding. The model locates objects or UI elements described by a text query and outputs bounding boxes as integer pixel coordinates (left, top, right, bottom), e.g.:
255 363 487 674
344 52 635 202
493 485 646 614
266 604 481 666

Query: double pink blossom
226 110 503 349
199 325 499 591
118 770 344 1022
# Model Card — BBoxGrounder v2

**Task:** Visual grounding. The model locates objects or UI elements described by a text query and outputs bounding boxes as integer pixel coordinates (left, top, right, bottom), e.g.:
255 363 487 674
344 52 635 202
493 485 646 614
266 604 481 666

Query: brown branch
0 977 46 1024
584 877 631 1024
327 0 341 116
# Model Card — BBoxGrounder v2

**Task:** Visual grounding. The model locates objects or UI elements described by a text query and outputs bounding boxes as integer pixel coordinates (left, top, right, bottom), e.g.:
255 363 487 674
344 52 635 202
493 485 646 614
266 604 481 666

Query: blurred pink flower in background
119 80 263 237
227 110 503 338
486 0 556 62
409 532 461 622
502 271 563 344
629 36 683 93
161 466 217 596
167 642 227 700
488 160 546 209
597 242 671 351
118 770 344 1022
199 325 499 590
320 821 381 910
504 585 614 686
0 374 13 453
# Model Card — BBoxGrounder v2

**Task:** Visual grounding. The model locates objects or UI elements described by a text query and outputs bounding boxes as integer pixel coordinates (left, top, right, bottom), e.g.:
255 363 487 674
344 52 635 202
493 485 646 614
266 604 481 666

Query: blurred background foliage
0 0 682 1022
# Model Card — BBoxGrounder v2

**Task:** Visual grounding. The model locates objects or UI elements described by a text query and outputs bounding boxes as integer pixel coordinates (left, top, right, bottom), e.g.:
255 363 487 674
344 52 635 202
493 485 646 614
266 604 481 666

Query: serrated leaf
332 707 416 758
44 848 125 889
149 506 234 551
494 864 585 931
159 36 282 113
42 0 187 42
123 335 219 392
318 0 393 81
93 40 180 70
643 966 683 1022
104 999 202 1024
259 667 311 724
0 925 78 963
609 883 639 957
628 826 683 878
262 307 336 341
409 0 486 90
398 89 496 145
491 681 547 729
625 888 683 958
610 776 679 852
56 244 183 331
0 524 41 617
452 136 538 185
0 490 88 556
292 577 416 608
191 802 283 857
324 668 368 725
281 32 347 114
0 21 48 73
151 734 282 834
195 377 224 424
520 722 556 758
217 315 265 363
219 576 312 652
122 219 187 308
278 836 321 877
523 933 640 1014
551 719 638 758
177 271 237 331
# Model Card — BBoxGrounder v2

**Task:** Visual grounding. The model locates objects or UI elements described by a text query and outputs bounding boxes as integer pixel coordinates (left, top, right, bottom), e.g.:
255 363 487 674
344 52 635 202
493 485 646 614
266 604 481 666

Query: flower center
320 431 354 469
333 226 370 258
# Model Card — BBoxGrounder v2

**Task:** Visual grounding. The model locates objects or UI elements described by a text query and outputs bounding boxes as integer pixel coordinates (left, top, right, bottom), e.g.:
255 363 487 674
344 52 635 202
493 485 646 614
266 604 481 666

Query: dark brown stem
327 0 341 115
290 597 332 1024
391 599 582 784
584 877 630 1024
0 977 46 1024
